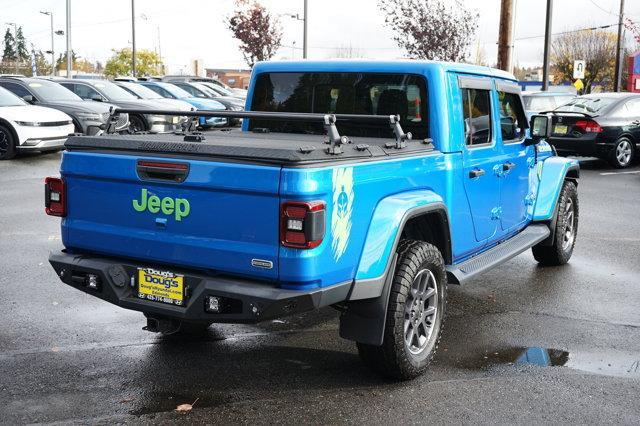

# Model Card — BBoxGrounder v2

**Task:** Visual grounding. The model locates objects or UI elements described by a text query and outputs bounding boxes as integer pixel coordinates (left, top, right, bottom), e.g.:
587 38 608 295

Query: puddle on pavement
482 347 640 379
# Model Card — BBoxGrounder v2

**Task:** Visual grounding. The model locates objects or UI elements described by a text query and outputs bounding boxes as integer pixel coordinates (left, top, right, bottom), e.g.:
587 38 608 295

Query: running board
446 224 550 284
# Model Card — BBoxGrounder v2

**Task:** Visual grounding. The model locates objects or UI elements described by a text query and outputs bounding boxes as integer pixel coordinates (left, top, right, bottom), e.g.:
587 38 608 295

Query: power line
587 0 617 16
515 22 619 41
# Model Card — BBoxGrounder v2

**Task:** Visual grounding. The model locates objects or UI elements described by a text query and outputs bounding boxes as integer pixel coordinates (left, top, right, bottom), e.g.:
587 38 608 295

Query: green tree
103 48 163 77
32 50 51 76
55 50 78 71
15 27 28 61
2 28 15 61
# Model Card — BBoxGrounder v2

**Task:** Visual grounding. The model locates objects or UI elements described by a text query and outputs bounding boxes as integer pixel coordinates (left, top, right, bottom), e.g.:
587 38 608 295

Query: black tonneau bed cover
65 129 435 166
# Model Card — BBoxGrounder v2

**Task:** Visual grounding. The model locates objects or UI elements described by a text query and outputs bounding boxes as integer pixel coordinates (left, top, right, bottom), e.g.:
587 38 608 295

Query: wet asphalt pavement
1 151 639 425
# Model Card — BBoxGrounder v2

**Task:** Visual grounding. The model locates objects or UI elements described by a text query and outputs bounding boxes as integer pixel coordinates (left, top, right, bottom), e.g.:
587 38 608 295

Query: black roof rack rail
108 108 412 155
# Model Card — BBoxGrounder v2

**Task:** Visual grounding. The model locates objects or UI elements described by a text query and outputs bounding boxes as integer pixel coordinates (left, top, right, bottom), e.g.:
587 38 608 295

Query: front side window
0 82 31 99
250 72 428 139
461 88 492 146
0 86 26 106
497 91 525 142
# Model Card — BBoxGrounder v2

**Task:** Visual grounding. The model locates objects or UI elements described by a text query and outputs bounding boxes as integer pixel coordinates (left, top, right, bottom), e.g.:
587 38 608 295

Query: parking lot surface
1 151 639 424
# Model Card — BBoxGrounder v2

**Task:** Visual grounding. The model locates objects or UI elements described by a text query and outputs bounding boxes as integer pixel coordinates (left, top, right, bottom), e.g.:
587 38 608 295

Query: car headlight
77 112 103 122
147 114 181 125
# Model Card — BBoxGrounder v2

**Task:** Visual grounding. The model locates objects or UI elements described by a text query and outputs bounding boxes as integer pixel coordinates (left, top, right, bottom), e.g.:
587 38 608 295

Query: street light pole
65 0 72 77
131 0 136 77
40 11 55 76
303 0 308 59
541 0 553 91
613 0 625 92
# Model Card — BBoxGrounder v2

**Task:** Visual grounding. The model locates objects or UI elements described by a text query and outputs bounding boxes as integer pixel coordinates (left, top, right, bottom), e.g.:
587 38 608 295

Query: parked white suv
0 86 74 160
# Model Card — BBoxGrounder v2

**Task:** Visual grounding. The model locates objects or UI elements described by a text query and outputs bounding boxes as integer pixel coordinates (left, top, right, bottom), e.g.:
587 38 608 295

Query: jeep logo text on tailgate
132 188 190 221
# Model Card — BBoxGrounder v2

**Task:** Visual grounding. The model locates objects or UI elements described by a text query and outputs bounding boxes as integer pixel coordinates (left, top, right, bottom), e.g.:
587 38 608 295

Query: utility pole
40 11 55 76
6 23 18 73
497 0 514 72
614 0 625 92
303 0 308 59
131 0 137 77
65 0 72 77
541 0 553 91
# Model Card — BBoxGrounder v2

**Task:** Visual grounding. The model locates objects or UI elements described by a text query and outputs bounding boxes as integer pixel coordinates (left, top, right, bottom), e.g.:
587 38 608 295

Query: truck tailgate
60 151 281 280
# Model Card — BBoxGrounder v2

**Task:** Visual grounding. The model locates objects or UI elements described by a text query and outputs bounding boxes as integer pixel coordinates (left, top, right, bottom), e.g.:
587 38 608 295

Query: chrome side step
446 224 550 284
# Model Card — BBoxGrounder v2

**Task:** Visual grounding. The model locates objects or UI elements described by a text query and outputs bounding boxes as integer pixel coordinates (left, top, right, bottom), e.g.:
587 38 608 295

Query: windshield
555 96 617 114
523 94 574 112
91 81 137 101
250 72 428 139
118 82 163 99
192 82 220 97
156 82 193 98
0 86 26 106
201 82 233 96
28 80 82 101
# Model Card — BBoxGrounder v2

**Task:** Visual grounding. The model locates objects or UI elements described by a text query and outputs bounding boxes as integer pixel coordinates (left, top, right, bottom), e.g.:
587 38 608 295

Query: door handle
502 162 516 171
469 168 485 178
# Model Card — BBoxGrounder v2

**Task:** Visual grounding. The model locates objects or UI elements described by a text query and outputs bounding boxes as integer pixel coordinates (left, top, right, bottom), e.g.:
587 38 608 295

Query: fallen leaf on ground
175 398 199 413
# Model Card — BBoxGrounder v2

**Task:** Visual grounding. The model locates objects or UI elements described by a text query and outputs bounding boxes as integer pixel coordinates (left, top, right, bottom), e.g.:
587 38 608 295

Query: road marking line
599 171 640 176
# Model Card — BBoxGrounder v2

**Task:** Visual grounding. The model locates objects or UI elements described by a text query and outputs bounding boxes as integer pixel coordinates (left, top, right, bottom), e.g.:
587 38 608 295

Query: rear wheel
0 124 16 160
608 137 634 168
532 180 578 266
357 240 447 380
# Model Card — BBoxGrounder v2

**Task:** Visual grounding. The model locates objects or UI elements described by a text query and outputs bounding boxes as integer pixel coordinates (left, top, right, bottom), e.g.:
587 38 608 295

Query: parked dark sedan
0 77 128 135
57 79 186 133
547 93 640 168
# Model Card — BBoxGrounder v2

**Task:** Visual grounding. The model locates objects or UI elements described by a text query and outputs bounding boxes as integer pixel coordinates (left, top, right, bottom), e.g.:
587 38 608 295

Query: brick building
205 68 252 89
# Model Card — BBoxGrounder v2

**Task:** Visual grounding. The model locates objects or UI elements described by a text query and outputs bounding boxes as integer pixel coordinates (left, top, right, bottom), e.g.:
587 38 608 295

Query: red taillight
574 119 603 133
280 201 325 249
137 160 188 170
45 177 66 217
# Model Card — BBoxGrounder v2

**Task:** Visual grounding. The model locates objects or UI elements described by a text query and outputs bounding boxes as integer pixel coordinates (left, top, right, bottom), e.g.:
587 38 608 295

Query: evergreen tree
15 27 28 61
2 28 16 61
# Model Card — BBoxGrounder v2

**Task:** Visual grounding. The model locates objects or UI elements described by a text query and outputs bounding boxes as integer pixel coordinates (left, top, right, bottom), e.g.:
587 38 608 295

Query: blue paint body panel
59 60 578 298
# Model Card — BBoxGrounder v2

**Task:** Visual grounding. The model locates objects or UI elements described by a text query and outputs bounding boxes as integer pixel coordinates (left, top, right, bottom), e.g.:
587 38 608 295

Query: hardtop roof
251 59 517 81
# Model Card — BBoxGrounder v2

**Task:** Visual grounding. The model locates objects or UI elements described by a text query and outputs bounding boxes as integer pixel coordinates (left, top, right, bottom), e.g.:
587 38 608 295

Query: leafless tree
333 44 364 59
228 0 283 67
378 0 478 62
552 29 617 93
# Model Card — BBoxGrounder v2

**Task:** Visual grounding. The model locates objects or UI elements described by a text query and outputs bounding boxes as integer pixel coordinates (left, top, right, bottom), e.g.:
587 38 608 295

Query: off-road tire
129 115 147 133
0 124 16 160
357 240 447 380
608 137 635 168
532 180 578 266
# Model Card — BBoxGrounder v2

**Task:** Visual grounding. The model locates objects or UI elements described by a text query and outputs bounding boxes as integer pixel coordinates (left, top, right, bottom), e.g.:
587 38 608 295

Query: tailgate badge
251 259 273 269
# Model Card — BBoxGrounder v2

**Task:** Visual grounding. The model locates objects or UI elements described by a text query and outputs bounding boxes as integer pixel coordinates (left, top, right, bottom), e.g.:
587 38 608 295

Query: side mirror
22 95 35 104
91 95 104 102
525 114 551 146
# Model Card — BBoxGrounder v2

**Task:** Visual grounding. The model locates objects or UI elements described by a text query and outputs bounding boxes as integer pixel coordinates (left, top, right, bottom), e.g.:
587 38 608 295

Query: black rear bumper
49 251 351 323
548 135 612 157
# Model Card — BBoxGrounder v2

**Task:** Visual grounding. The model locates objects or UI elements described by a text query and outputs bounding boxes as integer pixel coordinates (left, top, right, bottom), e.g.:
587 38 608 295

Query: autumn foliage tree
552 30 618 93
104 48 163 77
378 0 478 62
228 0 282 67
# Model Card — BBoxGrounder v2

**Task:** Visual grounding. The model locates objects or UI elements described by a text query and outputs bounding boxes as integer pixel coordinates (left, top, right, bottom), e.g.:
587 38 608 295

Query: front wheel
129 115 147 133
0 125 16 160
357 240 447 380
608 137 635 168
532 180 578 265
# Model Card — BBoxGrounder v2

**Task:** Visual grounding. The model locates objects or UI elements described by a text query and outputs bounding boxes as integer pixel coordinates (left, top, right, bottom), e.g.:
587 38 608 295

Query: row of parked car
0 74 246 160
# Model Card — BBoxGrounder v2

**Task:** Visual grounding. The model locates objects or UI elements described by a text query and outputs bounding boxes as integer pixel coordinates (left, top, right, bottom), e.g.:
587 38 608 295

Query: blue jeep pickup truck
46 60 579 380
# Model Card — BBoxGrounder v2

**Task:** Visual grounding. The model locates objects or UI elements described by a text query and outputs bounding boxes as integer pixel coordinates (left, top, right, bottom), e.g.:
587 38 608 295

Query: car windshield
156 82 193 98
555 96 617 114
192 83 220 97
118 82 164 99
28 80 82 101
249 72 428 139
523 94 574 112
91 81 137 101
201 82 233 96
0 86 26 106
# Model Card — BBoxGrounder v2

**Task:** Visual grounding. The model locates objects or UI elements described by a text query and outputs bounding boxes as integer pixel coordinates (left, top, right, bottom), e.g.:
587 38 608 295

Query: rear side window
250 72 428 139
461 88 492 146
0 82 31 99
497 91 526 142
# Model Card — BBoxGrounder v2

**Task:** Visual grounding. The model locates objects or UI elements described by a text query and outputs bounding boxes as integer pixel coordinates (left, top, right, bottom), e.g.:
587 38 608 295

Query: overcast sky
2 0 640 73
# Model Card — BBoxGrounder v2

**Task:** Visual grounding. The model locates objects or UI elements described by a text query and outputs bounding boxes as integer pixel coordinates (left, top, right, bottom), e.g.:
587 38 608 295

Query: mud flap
339 254 397 346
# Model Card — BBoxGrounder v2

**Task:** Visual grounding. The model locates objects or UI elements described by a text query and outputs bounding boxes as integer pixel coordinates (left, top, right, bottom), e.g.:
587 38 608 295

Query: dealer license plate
137 267 184 306
553 124 568 135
